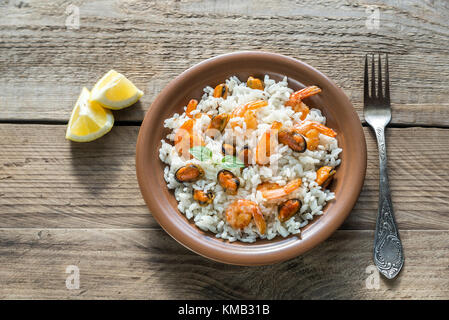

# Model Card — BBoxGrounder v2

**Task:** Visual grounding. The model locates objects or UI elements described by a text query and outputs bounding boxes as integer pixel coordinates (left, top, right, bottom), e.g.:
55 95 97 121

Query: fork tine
371 54 376 99
377 54 383 99
364 55 369 102
385 54 390 104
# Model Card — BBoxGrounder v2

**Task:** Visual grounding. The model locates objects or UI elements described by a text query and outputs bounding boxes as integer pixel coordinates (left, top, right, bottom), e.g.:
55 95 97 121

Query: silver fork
364 54 404 279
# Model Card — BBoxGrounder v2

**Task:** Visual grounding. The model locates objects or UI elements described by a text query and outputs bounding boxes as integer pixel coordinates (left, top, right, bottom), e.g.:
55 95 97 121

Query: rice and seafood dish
159 75 341 242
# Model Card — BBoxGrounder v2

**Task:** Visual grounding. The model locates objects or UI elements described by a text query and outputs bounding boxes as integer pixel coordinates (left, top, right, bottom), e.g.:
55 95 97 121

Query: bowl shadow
150 230 363 299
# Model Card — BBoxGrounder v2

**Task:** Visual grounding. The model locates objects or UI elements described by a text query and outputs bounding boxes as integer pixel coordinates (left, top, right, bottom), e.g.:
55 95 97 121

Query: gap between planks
1 124 449 230
2 120 449 130
1 0 448 125
0 229 447 299
0 228 447 232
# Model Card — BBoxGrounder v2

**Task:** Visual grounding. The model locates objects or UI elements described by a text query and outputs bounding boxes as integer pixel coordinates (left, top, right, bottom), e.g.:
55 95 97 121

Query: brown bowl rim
136 51 367 266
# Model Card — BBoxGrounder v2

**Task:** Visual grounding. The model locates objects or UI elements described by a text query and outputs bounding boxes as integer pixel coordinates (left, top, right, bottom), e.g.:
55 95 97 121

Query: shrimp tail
261 178 302 200
231 100 268 117
291 85 322 101
294 121 337 138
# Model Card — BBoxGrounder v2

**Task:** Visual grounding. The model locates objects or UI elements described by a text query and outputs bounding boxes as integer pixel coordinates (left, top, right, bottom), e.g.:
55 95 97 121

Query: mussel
175 164 204 183
278 128 307 153
316 166 336 189
217 169 240 195
207 113 230 138
213 83 228 99
193 190 215 206
222 143 236 156
209 113 230 131
237 145 252 167
278 199 301 222
247 76 264 90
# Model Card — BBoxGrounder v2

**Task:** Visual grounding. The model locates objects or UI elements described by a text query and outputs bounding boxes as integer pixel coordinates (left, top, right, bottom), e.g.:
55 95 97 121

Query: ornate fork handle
373 126 404 279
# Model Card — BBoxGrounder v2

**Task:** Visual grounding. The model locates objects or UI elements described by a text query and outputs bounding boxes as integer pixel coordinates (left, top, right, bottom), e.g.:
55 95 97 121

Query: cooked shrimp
295 102 311 121
259 178 302 200
287 86 322 105
174 119 194 155
230 100 268 129
186 99 198 118
231 100 268 118
256 181 281 192
178 118 194 133
256 130 274 165
285 86 321 120
174 119 205 156
271 121 283 130
243 110 258 129
252 206 267 234
255 121 282 165
225 199 266 234
316 166 336 188
294 121 337 138
185 99 211 119
305 128 320 151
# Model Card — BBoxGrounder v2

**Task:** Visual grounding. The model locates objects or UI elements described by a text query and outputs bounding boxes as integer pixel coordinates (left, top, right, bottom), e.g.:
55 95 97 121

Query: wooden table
1 0 448 299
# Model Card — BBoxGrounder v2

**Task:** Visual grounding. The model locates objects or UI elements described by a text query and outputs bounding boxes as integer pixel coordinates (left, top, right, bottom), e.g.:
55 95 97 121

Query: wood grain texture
0 0 448 124
1 0 449 300
1 124 448 230
0 228 447 299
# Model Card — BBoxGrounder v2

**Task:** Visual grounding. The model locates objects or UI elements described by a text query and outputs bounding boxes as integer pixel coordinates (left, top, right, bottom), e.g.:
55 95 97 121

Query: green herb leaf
221 155 245 168
189 146 212 161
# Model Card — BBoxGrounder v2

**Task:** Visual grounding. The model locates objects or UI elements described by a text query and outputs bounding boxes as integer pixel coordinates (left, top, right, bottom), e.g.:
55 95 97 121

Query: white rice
159 75 341 242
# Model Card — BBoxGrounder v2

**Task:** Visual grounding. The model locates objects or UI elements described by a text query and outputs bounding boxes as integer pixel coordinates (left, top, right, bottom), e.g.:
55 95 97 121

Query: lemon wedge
90 70 143 110
66 87 114 142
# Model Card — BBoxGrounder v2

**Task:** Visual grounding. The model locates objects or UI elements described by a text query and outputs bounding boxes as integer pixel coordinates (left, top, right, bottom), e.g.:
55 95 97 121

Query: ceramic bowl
136 51 366 265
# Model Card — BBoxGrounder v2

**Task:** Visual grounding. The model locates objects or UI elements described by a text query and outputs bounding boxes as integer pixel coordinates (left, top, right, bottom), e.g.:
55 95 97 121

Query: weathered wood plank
1 124 448 230
0 229 447 299
0 0 448 124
